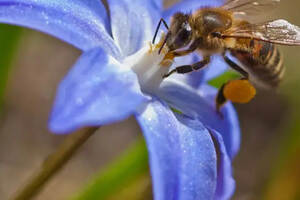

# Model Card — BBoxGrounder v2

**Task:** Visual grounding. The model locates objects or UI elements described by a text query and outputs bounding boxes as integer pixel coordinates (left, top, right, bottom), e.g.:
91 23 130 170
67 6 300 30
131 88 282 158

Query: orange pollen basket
224 79 256 104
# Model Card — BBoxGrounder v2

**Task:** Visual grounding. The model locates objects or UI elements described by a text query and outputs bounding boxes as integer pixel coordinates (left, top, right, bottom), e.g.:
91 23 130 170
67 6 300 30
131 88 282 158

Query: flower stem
10 127 99 200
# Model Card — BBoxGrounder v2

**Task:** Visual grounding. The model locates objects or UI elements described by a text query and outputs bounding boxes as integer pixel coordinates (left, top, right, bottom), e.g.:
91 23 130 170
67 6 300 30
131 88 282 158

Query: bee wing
222 0 280 21
222 19 300 46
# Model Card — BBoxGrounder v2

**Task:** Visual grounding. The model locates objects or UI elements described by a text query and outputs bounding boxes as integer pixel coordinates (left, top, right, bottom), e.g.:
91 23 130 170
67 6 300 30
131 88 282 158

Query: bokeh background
0 0 299 199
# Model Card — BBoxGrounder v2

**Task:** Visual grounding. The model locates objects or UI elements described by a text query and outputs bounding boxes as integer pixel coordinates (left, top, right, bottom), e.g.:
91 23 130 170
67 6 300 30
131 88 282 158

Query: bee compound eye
178 29 191 42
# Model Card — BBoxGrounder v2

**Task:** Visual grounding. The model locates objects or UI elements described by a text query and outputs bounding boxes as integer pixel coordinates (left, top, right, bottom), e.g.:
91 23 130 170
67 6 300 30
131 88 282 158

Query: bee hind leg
215 77 257 117
223 54 249 78
163 56 210 78
215 54 252 115
215 83 228 117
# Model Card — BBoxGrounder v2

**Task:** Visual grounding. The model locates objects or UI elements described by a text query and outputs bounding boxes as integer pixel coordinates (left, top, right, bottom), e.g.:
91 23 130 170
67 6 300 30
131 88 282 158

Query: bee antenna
158 34 169 54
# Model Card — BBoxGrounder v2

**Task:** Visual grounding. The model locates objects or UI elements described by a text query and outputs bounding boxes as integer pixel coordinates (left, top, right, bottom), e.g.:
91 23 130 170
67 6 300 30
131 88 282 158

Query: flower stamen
126 32 174 94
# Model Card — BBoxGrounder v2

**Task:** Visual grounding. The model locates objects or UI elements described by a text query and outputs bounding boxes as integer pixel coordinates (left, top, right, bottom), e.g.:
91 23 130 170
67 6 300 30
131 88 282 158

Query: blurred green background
0 0 300 200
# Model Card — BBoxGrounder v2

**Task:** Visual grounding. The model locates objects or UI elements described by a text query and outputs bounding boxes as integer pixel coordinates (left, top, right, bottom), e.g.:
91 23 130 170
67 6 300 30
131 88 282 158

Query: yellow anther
147 32 174 67
160 52 175 67
147 32 167 54
223 79 256 104
155 32 166 48
148 42 154 54
163 52 175 60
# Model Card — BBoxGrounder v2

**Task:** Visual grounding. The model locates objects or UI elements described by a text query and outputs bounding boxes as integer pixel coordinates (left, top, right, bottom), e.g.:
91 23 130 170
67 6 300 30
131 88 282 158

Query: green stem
11 127 99 200
72 138 148 200
0 25 22 106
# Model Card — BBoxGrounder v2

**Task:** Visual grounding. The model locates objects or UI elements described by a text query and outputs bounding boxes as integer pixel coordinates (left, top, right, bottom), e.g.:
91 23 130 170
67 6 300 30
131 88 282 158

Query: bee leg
217 55 254 115
152 18 169 44
172 48 196 57
163 56 210 78
215 83 227 117
217 55 246 114
216 76 256 115
223 54 249 78
172 39 201 57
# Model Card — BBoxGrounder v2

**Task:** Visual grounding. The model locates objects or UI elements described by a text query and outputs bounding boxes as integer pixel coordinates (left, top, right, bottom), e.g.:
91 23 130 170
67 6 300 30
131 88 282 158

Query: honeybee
153 0 300 111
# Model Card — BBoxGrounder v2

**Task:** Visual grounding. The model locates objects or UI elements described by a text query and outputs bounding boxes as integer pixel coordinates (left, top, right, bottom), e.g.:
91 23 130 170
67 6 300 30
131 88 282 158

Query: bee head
166 12 192 51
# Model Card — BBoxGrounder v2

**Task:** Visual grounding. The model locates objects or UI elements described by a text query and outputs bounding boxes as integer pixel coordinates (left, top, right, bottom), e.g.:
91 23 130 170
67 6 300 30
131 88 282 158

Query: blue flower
0 0 240 199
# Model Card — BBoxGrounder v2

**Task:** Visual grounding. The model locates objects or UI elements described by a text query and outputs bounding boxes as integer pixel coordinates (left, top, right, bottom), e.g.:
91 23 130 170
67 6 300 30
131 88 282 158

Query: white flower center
124 39 173 95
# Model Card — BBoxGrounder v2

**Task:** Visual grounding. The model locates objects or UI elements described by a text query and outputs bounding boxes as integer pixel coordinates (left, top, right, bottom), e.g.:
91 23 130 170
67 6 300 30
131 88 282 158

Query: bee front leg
163 56 210 78
172 49 196 57
171 39 201 57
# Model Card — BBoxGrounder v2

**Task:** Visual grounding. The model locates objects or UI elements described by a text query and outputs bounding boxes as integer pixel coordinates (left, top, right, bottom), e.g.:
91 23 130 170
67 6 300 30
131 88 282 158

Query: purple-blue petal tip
49 47 148 134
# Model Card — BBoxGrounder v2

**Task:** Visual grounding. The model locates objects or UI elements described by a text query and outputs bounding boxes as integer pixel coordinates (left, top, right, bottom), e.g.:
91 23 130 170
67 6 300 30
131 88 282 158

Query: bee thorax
198 36 225 53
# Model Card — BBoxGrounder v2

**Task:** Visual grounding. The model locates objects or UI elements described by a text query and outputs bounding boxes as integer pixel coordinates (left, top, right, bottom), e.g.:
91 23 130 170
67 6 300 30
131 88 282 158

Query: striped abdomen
230 39 285 89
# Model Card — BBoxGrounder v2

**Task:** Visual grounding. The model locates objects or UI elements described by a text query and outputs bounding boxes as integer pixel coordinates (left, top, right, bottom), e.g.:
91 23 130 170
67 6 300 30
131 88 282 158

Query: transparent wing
222 0 280 21
222 19 300 46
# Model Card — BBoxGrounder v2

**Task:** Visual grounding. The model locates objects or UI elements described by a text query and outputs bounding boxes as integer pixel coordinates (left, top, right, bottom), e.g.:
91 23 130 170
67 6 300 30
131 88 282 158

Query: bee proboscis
153 0 300 111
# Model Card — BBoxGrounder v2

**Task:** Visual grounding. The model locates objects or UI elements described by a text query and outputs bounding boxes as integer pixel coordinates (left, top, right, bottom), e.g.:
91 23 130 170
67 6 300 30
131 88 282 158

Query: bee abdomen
258 45 285 87
232 41 285 89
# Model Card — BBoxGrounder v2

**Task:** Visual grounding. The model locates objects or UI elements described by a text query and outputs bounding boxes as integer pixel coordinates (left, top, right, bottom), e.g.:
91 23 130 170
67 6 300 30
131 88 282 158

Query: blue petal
159 81 240 159
203 55 229 82
152 0 163 10
49 47 148 134
107 0 161 57
163 0 225 21
0 0 121 58
136 98 217 200
199 84 240 159
209 129 235 200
